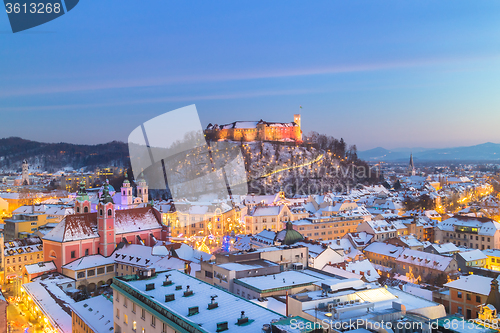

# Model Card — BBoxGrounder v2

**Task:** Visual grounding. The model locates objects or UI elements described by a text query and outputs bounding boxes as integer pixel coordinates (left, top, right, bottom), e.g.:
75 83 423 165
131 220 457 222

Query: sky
1 0 500 150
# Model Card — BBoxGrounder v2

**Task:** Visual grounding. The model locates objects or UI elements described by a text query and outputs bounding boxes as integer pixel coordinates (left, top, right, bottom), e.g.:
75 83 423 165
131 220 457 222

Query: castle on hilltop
205 114 302 142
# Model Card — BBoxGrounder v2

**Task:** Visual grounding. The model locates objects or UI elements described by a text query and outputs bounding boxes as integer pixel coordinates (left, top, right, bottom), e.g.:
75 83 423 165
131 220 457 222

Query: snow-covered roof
458 249 487 262
346 232 374 247
113 244 162 268
150 256 198 277
483 249 500 258
4 236 43 256
62 255 115 271
249 206 282 217
364 219 398 233
242 194 278 206
426 242 460 254
70 295 114 333
396 249 454 271
345 259 380 283
172 243 214 263
24 261 57 275
218 261 277 271
436 216 500 236
234 270 322 292
444 275 495 295
364 242 404 258
113 269 283 333
43 206 162 243
293 242 329 257
23 274 75 333
398 235 424 248
320 266 362 280
114 207 162 234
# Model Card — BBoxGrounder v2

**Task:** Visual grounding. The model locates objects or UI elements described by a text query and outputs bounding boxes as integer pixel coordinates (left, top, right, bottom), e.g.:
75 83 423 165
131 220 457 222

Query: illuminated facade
1 236 43 284
435 216 500 250
292 216 364 241
205 114 302 142
163 202 243 241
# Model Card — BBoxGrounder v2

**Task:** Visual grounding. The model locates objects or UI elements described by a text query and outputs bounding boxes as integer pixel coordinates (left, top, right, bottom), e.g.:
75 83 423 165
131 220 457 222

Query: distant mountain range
358 142 500 162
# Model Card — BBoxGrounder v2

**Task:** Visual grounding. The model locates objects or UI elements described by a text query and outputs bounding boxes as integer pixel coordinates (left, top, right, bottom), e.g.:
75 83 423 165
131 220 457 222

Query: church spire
100 179 114 204
408 153 416 176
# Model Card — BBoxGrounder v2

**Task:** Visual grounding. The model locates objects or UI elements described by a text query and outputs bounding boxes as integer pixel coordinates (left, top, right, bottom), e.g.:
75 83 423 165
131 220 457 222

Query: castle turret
98 180 115 256
136 174 149 204
121 172 133 206
75 180 91 214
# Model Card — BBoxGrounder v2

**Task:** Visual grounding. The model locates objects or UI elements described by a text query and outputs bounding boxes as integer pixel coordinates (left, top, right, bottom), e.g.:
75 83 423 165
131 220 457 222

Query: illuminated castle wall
205 114 302 142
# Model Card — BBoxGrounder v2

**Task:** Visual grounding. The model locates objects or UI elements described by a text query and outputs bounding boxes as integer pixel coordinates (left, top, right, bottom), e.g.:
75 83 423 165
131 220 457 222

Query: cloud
1 53 498 98
0 87 323 112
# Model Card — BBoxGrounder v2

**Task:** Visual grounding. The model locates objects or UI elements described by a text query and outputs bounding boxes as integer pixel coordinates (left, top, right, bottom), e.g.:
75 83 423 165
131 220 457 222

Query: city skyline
2 1 500 150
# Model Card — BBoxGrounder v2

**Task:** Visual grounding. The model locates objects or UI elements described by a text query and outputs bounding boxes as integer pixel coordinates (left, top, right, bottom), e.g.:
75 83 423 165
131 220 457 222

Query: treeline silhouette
0 137 129 172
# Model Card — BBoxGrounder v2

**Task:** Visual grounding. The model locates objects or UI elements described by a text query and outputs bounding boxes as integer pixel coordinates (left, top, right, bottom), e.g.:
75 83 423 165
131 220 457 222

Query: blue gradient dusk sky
2 1 500 150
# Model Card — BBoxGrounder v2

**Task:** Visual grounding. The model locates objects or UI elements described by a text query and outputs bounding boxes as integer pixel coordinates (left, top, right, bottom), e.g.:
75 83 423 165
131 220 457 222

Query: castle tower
408 154 416 176
294 114 302 141
136 174 149 204
75 180 91 214
121 172 133 206
98 181 115 256
294 114 301 129
22 160 29 185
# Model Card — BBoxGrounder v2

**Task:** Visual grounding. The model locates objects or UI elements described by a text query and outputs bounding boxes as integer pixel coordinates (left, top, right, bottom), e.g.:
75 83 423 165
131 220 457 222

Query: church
42 179 167 272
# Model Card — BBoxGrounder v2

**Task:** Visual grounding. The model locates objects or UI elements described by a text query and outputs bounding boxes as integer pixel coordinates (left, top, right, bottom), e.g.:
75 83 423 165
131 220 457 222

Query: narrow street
4 289 43 333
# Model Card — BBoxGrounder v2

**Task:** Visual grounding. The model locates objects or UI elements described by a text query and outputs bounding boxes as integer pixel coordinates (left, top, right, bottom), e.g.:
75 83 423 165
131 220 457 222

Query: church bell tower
98 181 116 256
136 174 149 204
121 172 133 206
75 180 91 214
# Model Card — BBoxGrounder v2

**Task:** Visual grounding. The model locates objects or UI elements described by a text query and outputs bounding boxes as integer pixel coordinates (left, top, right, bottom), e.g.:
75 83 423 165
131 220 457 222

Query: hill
0 137 129 173
359 142 500 162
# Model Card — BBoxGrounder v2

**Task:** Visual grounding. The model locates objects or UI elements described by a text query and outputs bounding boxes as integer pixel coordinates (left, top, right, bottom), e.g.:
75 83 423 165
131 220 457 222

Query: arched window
49 250 57 258
139 189 142 194
108 209 112 216
76 207 80 213
100 209 103 216
84 207 89 213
